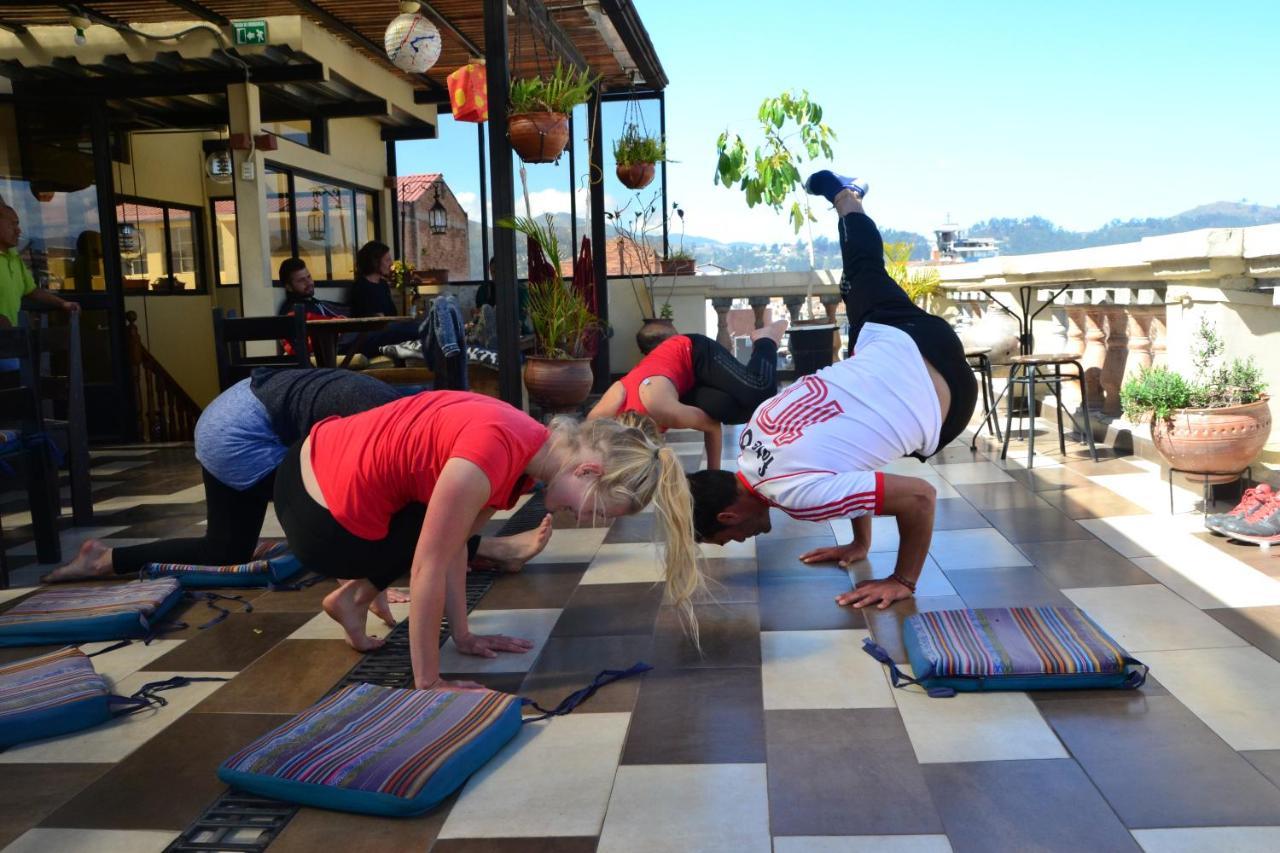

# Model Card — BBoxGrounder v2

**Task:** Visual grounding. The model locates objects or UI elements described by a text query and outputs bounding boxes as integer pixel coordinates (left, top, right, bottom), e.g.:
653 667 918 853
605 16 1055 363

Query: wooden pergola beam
510 0 587 73
163 0 229 27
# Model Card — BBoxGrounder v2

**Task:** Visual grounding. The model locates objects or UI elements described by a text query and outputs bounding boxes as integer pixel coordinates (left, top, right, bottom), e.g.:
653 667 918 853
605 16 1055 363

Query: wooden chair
25 309 92 525
212 305 309 391
0 327 63 583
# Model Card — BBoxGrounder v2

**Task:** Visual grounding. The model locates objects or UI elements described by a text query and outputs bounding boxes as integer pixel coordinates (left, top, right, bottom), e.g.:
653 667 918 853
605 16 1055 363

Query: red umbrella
571 236 600 357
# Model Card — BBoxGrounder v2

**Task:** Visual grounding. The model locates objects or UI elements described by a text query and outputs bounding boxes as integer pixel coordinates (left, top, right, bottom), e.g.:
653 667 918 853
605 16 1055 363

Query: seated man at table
687 169 977 612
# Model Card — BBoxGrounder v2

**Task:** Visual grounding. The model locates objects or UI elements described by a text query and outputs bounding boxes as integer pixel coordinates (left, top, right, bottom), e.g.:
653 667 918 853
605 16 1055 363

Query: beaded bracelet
889 573 917 593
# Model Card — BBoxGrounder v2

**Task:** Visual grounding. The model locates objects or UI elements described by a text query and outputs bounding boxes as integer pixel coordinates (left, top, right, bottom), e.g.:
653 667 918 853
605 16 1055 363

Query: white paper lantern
384 14 442 74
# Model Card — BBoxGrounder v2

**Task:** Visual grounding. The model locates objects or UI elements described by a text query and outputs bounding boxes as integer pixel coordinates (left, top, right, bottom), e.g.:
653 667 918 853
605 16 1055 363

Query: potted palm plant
508 61 597 164
1121 316 1270 482
613 123 666 190
500 214 599 410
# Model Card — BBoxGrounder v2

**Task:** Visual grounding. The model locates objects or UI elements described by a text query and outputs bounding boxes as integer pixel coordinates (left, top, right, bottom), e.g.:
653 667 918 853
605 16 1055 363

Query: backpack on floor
0 579 184 647
0 645 227 749
219 663 651 816
862 606 1148 698
141 542 308 589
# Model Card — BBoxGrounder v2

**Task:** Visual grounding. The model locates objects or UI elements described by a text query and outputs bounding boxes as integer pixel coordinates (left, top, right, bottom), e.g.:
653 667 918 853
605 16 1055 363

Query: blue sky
397 0 1280 245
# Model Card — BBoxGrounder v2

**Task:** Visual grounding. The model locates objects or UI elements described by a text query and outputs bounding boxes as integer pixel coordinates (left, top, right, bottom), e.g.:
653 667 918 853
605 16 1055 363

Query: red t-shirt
618 334 696 418
309 392 549 540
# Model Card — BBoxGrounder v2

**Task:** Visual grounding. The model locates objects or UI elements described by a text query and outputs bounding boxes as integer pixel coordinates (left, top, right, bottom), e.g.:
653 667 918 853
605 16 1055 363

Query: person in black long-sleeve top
347 241 429 357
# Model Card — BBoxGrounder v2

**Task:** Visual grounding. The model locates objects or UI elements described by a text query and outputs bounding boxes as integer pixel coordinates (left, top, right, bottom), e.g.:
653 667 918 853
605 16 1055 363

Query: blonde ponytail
651 444 705 648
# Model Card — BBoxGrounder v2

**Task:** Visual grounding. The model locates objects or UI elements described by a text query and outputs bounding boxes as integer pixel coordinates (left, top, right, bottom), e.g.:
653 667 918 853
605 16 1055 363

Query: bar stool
965 347 1001 446
1000 353 1099 469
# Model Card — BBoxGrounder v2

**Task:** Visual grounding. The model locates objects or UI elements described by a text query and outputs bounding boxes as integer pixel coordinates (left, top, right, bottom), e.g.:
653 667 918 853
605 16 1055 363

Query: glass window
263 165 377 286
265 167 293 286
211 198 239 286
115 199 204 293
167 207 197 290
261 118 312 148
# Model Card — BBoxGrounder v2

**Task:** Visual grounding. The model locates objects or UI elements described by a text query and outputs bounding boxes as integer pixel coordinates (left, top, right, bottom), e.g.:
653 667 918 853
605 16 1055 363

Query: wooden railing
125 310 201 442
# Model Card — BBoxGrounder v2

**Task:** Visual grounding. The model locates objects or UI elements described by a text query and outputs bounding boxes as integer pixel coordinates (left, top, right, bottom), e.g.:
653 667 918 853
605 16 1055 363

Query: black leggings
111 467 273 575
679 333 778 425
273 440 479 590
839 212 977 457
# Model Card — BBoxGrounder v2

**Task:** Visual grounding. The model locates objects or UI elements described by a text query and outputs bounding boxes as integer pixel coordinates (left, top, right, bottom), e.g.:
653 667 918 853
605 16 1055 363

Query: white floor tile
0 670 233 764
78 639 186 684
1076 514 1210 559
526 527 610 565
598 764 771 853
775 836 953 853
437 608 560 673
1138 646 1280 750
761 630 895 710
1129 554 1280 609
932 461 1015 485
853 552 957 598
892 670 1067 763
0 587 35 605
2 828 177 853
700 538 756 559
1062 585 1248 653
928 528 1030 571
89 448 158 458
287 601 410 642
1131 827 1280 853
580 543 664 585
1089 472 1200 515
90 461 150 475
489 493 532 521
439 713 629 838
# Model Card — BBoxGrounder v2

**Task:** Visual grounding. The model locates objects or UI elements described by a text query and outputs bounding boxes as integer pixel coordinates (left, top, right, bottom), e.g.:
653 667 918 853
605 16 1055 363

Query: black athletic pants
273 440 479 590
680 333 779 425
839 212 977 456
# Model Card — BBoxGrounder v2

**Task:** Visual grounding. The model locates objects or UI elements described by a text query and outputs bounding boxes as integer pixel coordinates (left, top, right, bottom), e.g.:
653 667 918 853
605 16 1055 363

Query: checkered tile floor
3 424 1280 852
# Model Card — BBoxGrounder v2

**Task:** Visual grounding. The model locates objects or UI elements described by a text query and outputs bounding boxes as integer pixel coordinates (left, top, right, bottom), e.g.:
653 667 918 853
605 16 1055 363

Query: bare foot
385 587 410 604
322 580 386 652
368 589 398 629
751 318 789 345
472 515 553 573
41 539 114 584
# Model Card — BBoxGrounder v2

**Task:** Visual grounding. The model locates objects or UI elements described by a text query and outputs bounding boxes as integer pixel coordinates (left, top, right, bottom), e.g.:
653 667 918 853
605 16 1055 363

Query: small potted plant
659 203 695 276
606 192 678 354
613 123 666 190
500 213 599 410
508 61 597 164
1121 316 1270 482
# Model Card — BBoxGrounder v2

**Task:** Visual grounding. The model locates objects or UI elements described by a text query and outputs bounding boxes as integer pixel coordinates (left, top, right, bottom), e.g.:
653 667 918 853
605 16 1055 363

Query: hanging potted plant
1121 316 1270 483
508 61 597 164
607 191 679 355
613 123 666 190
501 214 599 411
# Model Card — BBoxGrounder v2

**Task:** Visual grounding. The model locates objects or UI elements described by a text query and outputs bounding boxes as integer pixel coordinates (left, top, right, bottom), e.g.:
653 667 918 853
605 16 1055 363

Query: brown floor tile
766 709 943 835
932 444 987 464
246 578 341 612
953 482 1052 511
1194 531 1280 574
550 584 664 638
621 667 764 764
945 566 1075 610
1016 539 1155 588
765 510 839 540
0 643 65 665
433 839 598 853
651 603 760 669
1029 673 1170 705
437 672 527 694
1006 465 1096 492
273 795 455 853
758 574 864 632
474 562 585 611
923 759 1139 852
141 611 314 673
695 557 758 604
1205 606 1280 664
156 589 270 641
756 535 838 581
1241 751 1280 791
1041 695 1280 827
41 712 289 831
194 639 361 714
978 507 1092 544
603 513 654 544
0 764 110 848
933 498 991 530
519 634 654 714
863 595 967 664
1037 485 1149 519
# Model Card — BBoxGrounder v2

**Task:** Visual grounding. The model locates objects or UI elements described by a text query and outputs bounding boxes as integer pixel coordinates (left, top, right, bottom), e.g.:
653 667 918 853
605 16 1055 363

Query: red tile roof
397 173 443 204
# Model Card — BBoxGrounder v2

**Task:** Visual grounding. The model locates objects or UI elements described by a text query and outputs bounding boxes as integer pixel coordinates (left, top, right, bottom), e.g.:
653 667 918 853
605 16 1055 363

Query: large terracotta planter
523 356 593 412
660 258 695 276
616 162 655 189
508 112 570 163
635 318 676 355
1150 396 1272 483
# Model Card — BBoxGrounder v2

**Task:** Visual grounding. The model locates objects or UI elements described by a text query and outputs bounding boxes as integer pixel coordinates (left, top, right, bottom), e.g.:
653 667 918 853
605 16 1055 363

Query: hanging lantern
118 222 141 256
446 61 488 122
428 184 448 235
307 190 325 241
384 12 442 74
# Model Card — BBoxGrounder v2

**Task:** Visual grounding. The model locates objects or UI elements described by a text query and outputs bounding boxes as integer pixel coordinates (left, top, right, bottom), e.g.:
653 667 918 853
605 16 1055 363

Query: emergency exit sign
233 20 268 45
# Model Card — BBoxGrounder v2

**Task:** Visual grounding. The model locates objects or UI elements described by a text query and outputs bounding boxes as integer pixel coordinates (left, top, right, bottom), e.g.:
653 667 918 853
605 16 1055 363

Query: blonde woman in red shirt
273 391 701 691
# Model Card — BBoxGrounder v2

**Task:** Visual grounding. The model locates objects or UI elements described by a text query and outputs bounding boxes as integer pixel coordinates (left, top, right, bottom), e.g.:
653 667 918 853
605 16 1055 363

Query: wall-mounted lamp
428 184 448 235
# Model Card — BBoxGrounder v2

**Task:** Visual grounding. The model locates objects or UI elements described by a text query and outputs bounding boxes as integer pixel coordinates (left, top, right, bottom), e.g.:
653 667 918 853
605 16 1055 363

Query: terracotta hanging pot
635 318 676 355
616 162 655 190
508 112 570 163
523 356 594 412
1150 396 1271 484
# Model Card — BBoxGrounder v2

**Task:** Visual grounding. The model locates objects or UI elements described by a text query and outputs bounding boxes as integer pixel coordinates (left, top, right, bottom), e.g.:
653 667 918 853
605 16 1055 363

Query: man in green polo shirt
0 204 80 329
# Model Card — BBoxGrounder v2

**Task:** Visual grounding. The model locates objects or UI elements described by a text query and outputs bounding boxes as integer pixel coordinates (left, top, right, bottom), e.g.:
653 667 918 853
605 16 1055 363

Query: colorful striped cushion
874 606 1147 696
219 683 524 816
0 579 183 647
0 647 112 747
142 542 305 588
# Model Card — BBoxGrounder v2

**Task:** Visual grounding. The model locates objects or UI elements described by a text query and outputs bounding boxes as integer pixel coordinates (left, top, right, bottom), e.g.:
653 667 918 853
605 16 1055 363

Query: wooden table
305 316 398 369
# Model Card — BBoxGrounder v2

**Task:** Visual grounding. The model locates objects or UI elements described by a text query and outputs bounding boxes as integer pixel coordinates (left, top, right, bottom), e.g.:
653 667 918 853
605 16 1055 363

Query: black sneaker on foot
803 170 869 205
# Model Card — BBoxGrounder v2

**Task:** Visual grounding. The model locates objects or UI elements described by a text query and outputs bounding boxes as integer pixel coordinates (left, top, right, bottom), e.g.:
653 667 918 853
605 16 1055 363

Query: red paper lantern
447 62 488 123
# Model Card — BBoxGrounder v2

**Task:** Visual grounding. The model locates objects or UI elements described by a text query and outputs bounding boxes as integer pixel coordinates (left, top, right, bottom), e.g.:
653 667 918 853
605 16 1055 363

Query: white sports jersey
736 322 942 521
